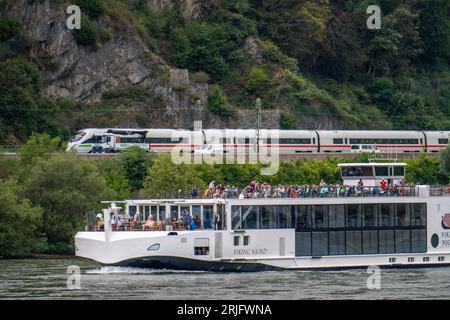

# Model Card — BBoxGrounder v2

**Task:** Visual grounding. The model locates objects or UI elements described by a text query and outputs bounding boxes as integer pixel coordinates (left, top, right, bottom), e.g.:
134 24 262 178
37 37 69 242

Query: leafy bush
0 180 46 258
207 85 232 116
190 71 210 83
73 15 98 46
246 67 271 94
0 16 23 42
75 0 106 18
280 112 298 129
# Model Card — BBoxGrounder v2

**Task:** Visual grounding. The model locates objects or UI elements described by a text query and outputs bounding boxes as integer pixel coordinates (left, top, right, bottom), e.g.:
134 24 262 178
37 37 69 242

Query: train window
69 131 86 142
279 138 311 144
438 138 449 145
148 137 182 144
333 138 343 144
84 136 103 143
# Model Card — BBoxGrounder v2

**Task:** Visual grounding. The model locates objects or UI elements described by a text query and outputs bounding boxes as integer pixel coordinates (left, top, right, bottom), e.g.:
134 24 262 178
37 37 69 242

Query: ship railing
138 185 430 199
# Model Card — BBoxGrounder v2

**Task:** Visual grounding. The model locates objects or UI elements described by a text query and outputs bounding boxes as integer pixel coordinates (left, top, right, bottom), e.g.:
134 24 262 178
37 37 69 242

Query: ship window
423 257 430 262
329 231 345 255
389 257 396 263
411 229 427 253
328 205 345 228
379 204 395 227
242 206 258 229
412 204 426 226
312 231 328 256
341 166 374 177
396 204 410 227
194 238 210 256
408 257 415 263
243 236 250 246
393 167 405 176
379 230 395 254
346 231 362 255
347 204 361 228
147 243 160 251
362 230 378 254
261 206 277 229
234 236 240 246
438 256 445 262
363 204 378 227
395 230 411 253
296 206 312 230
313 205 328 229
375 166 389 176
295 232 312 256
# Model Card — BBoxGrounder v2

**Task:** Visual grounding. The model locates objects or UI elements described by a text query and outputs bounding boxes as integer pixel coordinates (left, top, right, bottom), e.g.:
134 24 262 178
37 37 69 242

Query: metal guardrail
139 185 450 200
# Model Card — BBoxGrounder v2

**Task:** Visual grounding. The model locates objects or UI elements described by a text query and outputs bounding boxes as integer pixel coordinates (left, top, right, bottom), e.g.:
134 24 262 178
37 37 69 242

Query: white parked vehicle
194 144 224 156
350 144 381 153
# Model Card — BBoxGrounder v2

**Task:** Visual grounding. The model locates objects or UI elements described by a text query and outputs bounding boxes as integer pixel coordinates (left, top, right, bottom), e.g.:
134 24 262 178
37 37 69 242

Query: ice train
67 128 450 154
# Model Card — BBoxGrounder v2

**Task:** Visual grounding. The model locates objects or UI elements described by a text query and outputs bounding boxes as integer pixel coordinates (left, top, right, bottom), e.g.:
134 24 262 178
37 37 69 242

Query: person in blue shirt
189 218 196 230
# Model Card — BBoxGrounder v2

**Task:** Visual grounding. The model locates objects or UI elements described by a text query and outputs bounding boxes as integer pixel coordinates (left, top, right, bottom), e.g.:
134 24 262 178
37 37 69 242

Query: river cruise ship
75 163 450 271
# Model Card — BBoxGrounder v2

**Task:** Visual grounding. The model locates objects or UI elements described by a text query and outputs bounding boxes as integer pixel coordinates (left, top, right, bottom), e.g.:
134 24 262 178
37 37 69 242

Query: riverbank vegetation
0 134 449 258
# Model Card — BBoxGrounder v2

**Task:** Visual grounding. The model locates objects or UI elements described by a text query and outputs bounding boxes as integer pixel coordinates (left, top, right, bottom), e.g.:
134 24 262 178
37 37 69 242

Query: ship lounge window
231 203 427 257
393 167 405 176
341 166 374 177
375 166 389 176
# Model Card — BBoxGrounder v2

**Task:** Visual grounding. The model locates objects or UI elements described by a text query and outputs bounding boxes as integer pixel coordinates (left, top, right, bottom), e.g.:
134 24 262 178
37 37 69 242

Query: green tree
0 180 45 258
117 146 153 191
24 153 114 253
0 58 42 141
143 154 203 198
19 133 65 166
405 156 448 185
169 27 192 68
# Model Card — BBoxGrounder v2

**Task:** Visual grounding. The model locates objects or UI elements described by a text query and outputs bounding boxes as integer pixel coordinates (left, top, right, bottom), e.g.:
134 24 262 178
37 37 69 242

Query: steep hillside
0 0 449 143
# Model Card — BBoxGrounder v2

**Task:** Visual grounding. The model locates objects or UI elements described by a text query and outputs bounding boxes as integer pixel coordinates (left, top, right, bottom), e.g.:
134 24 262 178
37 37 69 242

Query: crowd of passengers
191 178 415 199
95 208 220 232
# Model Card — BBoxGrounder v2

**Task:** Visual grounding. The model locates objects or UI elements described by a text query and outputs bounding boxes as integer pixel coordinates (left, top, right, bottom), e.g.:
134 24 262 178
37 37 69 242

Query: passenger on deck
204 216 212 229
143 215 155 231
191 186 199 199
189 218 196 230
96 213 104 231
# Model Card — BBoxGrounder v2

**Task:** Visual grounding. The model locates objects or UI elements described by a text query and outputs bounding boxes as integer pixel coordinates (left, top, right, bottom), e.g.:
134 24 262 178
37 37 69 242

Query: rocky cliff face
0 0 339 130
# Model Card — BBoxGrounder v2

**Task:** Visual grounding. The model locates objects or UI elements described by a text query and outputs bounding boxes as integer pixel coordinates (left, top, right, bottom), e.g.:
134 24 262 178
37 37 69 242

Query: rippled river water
1 257 450 299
